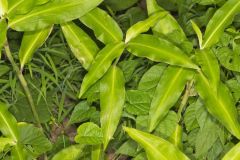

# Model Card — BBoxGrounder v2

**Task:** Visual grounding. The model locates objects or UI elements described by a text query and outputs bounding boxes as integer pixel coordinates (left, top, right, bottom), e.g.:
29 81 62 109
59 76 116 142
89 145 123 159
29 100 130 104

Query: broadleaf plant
1 0 240 159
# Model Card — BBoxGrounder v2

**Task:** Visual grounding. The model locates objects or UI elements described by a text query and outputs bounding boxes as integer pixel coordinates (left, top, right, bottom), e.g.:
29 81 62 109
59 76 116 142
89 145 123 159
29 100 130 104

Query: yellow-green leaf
125 11 167 43
8 0 103 31
202 0 240 49
100 65 125 149
127 34 198 69
19 26 52 70
222 142 240 160
123 127 190 160
195 72 240 139
148 66 194 132
80 7 123 44
52 145 84 160
79 42 124 98
61 22 99 70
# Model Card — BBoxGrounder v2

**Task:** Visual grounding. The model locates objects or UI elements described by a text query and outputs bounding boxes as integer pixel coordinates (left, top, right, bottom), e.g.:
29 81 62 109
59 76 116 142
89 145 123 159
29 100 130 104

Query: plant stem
177 80 194 122
4 41 42 128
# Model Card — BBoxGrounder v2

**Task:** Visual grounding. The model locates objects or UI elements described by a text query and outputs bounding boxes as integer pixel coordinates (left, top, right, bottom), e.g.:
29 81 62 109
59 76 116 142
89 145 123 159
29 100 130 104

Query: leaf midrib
202 1 240 49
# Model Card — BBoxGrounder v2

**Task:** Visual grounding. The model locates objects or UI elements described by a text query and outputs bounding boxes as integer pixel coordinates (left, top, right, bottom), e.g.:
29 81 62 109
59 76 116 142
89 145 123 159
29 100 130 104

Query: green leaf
18 122 52 157
0 0 8 16
169 124 183 149
222 142 240 160
0 19 7 57
91 145 103 160
195 49 220 92
0 137 14 152
125 90 151 115
148 66 194 132
195 71 240 139
104 0 138 11
155 111 178 138
116 140 138 157
123 127 190 160
7 0 34 16
69 101 97 124
61 21 99 70
138 63 167 95
202 0 240 49
125 11 167 43
52 145 84 160
19 26 52 70
8 0 103 31
127 34 198 69
36 0 50 5
75 122 103 145
80 7 123 44
100 65 125 149
79 42 124 98
190 20 203 48
0 103 18 141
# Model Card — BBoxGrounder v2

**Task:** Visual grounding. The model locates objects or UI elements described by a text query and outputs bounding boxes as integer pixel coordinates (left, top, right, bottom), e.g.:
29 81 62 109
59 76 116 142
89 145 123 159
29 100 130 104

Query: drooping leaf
52 145 84 160
125 11 167 43
8 0 103 31
190 20 203 48
75 122 103 145
61 21 99 70
18 122 52 157
148 66 194 132
123 127 190 160
202 0 240 49
195 49 220 92
80 7 123 44
19 26 52 70
127 34 198 69
195 71 240 139
79 42 124 98
100 65 125 149
222 142 240 160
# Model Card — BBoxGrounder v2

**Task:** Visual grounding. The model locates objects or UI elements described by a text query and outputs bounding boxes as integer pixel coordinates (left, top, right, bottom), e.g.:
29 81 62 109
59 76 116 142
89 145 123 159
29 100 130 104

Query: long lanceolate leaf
148 66 194 132
195 72 240 139
80 7 123 44
78 42 124 98
127 34 198 69
61 22 99 70
19 26 52 70
8 0 103 31
0 103 25 160
123 127 190 160
7 0 35 16
100 66 125 149
195 49 220 92
202 0 240 49
125 11 167 43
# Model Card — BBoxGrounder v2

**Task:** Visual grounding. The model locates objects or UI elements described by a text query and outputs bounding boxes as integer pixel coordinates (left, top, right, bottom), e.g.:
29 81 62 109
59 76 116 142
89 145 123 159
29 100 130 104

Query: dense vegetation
1 0 240 159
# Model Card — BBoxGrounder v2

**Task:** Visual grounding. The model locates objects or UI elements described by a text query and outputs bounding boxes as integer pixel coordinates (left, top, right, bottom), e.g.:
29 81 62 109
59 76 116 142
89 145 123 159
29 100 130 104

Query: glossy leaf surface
80 7 123 44
79 42 124 98
124 127 190 160
61 22 99 70
195 72 240 139
125 11 167 43
52 145 84 160
148 66 194 132
222 142 240 160
8 0 103 31
127 34 198 69
100 66 125 149
202 0 240 49
19 26 52 70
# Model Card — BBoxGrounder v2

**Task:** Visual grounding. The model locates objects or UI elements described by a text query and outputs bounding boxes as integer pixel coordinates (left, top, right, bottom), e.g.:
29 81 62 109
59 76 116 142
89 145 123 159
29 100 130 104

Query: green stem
4 40 42 128
177 80 194 122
